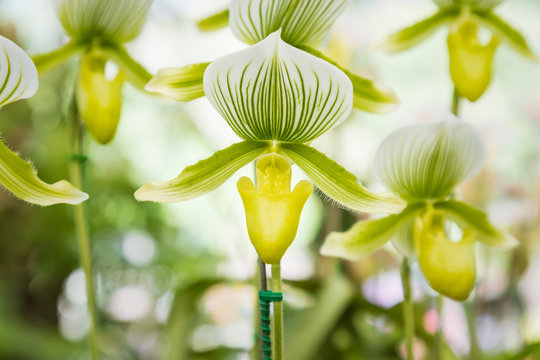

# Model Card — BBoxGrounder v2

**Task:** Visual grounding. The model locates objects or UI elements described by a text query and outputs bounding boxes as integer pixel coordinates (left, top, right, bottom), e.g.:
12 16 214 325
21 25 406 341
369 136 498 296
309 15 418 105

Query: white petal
57 0 153 43
373 115 485 201
0 36 38 108
230 0 348 46
203 31 353 143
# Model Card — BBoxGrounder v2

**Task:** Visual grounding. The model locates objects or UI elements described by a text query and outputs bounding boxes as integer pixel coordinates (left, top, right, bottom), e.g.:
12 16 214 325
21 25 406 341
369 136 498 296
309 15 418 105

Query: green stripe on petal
280 0 348 47
472 10 537 60
203 31 353 143
145 63 209 101
321 203 424 260
299 46 399 113
229 0 347 46
434 199 518 248
381 7 459 53
135 140 270 202
58 0 152 43
373 116 485 201
197 9 230 31
0 138 88 205
279 142 406 214
0 36 38 108
229 0 291 44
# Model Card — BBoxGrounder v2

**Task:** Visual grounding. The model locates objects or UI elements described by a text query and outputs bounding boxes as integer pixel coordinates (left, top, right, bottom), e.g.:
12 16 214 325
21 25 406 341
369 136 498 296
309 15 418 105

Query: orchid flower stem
271 263 284 360
67 90 101 360
401 258 415 360
451 87 461 116
436 296 443 360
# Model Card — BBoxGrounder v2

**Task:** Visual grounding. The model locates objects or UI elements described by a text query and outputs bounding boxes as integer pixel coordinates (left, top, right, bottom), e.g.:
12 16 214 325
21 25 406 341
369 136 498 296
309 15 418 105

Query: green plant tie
258 290 283 360
68 153 89 163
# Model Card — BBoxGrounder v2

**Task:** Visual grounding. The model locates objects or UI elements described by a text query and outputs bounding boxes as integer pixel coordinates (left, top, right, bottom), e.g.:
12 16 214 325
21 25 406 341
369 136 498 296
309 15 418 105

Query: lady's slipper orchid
147 0 398 114
0 36 87 206
33 0 153 144
136 32 405 263
321 116 516 301
382 0 536 101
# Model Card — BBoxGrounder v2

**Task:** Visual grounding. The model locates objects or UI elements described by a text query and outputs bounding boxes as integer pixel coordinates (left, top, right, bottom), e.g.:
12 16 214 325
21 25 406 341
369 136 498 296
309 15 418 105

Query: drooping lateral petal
472 10 537 60
373 116 485 201
279 142 406 214
145 63 209 101
99 43 152 90
135 140 270 202
32 40 85 74
197 8 230 31
204 31 353 143
0 36 38 108
57 0 153 43
434 0 503 10
434 199 518 248
0 138 88 205
381 7 459 53
299 46 399 113
279 0 348 47
321 203 424 260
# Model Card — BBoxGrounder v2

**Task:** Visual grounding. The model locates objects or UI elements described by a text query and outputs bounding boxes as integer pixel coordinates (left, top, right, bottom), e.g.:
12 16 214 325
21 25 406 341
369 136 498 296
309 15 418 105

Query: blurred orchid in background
0 35 87 206
382 0 537 101
322 116 517 300
146 0 399 114
32 0 153 144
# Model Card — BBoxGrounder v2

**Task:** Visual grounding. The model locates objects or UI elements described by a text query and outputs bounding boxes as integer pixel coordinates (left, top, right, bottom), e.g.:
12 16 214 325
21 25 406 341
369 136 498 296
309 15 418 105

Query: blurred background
0 0 539 359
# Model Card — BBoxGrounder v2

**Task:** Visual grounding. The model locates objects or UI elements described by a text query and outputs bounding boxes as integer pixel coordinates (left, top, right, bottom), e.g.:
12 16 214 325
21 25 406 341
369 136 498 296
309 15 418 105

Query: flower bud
77 51 124 144
414 209 476 301
237 153 313 264
447 18 498 101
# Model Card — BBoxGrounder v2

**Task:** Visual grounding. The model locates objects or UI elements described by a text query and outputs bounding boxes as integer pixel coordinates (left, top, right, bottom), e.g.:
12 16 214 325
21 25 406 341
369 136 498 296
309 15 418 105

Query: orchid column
136 32 405 359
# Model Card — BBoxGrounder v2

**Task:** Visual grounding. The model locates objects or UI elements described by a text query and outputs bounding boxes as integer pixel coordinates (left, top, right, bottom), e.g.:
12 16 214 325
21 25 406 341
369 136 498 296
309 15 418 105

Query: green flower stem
436 296 443 360
271 263 284 360
32 40 85 73
401 258 415 360
68 92 101 360
451 87 461 116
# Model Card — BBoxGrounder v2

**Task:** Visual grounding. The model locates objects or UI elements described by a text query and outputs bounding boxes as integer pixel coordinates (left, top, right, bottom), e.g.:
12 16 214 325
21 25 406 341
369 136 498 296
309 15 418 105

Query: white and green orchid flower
0 36 87 206
382 0 537 102
321 116 516 301
33 0 153 144
147 0 398 114
136 32 405 263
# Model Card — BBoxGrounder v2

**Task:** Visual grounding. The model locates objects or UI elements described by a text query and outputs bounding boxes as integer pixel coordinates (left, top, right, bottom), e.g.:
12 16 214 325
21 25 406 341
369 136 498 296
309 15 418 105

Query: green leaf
381 7 459 53
373 116 485 201
434 199 518 248
0 36 38 108
279 142 406 214
0 138 88 205
145 63 209 101
299 46 399 113
135 140 270 202
58 0 152 43
100 42 152 90
32 40 85 74
197 9 230 31
204 31 353 143
229 0 348 46
286 269 355 360
321 203 424 260
472 10 537 60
